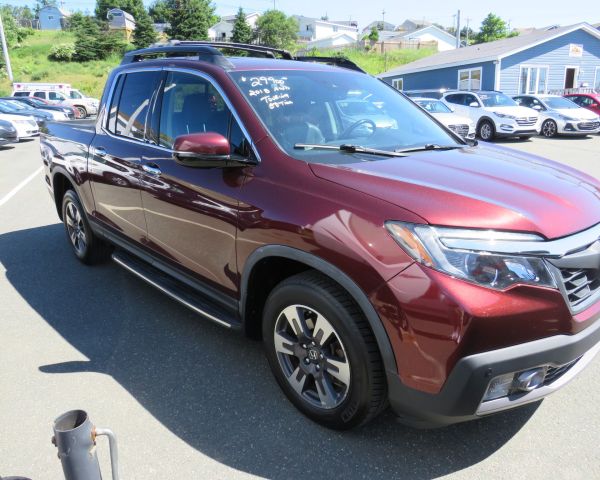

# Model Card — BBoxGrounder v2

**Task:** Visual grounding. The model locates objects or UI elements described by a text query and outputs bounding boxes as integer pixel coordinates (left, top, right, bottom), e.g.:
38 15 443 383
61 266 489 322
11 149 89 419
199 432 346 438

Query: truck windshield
230 70 461 163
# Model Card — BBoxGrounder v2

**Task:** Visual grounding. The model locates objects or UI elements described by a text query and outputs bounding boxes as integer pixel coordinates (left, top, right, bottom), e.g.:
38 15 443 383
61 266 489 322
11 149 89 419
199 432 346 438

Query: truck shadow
1 224 539 480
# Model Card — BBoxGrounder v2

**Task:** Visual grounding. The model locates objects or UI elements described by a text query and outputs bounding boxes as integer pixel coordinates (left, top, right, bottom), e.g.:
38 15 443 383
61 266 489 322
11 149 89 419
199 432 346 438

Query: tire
61 190 111 265
75 106 87 118
262 271 387 430
477 120 495 141
541 119 557 138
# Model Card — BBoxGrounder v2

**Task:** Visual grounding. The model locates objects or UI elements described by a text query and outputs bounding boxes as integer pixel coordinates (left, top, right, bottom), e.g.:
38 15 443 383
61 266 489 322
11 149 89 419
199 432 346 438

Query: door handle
142 163 161 176
93 147 107 157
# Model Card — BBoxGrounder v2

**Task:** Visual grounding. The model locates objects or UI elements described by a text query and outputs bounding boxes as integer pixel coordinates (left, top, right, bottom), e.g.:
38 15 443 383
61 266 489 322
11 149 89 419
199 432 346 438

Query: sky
9 0 597 31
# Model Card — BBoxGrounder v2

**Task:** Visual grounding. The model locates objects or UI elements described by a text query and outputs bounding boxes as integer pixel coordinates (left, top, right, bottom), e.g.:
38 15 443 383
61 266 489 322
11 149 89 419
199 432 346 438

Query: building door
564 68 577 89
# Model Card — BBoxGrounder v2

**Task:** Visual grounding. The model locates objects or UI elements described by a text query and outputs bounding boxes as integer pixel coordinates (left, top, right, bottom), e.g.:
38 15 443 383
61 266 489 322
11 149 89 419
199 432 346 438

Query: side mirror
449 106 455 112
469 101 480 108
173 132 234 168
532 105 542 111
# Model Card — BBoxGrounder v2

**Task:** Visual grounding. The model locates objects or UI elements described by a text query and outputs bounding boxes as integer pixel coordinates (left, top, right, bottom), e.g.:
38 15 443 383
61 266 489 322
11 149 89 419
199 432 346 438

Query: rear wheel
541 119 557 138
62 190 111 264
75 106 87 118
263 271 387 429
477 120 495 141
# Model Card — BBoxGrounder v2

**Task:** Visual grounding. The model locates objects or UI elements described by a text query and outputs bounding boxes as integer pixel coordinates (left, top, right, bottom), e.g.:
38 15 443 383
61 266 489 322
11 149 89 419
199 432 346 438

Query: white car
513 94 600 137
0 113 39 140
12 90 99 117
442 91 540 141
412 97 476 139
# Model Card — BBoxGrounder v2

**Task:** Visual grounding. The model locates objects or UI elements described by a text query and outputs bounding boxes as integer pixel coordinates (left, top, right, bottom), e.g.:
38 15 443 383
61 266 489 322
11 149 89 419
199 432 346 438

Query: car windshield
6 100 27 110
415 99 452 113
544 97 579 109
479 93 518 107
25 97 46 107
0 100 20 112
230 70 460 163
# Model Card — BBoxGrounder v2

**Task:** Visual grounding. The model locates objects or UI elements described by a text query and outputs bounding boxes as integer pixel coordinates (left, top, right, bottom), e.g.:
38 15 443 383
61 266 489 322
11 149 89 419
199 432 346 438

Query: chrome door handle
94 147 107 157
142 164 161 176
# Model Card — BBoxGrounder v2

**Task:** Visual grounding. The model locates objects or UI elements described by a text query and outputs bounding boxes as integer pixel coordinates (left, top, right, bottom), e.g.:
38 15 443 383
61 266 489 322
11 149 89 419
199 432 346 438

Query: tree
475 13 508 44
148 0 169 23
367 26 379 43
133 10 157 48
165 0 217 40
254 10 297 49
231 7 252 44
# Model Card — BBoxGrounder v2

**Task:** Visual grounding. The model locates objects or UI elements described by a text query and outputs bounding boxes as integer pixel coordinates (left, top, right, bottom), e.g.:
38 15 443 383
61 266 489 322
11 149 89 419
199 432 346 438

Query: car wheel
263 271 387 430
477 120 495 141
75 106 87 118
62 190 111 264
541 120 557 138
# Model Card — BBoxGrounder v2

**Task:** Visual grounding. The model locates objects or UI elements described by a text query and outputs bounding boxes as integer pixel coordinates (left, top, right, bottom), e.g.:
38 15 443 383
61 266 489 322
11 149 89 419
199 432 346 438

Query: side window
111 71 161 141
106 74 126 134
158 71 231 149
569 96 582 106
445 94 462 105
33 91 45 99
49 92 64 101
579 97 592 106
70 91 83 99
464 94 478 106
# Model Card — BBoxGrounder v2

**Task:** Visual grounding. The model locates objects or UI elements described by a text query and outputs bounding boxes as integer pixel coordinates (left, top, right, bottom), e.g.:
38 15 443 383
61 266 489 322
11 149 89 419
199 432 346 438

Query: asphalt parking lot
1 136 599 480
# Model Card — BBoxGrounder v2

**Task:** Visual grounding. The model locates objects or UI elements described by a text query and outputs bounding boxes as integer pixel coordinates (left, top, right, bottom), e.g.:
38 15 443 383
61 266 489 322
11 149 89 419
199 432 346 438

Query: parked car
12 89 99 117
0 113 39 140
336 98 398 131
412 97 476 139
442 90 540 141
564 93 600 117
3 96 77 120
513 94 600 137
40 43 600 430
404 89 454 100
0 119 18 145
0 98 68 125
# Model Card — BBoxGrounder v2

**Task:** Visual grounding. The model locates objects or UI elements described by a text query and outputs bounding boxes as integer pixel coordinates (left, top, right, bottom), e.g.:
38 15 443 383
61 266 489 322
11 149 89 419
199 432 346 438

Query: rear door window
445 94 464 105
33 92 46 99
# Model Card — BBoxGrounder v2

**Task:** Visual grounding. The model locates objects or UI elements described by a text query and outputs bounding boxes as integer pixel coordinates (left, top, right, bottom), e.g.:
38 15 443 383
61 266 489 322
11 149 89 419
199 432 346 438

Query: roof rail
174 41 295 59
294 56 365 73
121 44 234 67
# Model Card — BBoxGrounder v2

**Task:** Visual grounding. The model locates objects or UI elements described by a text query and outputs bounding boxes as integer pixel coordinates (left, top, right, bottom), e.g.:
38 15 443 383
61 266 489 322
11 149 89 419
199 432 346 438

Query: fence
548 87 598 95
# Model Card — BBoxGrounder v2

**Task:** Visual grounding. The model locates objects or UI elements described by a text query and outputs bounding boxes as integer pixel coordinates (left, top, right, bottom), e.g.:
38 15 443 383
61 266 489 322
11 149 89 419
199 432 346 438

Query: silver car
513 94 600 137
412 97 476 139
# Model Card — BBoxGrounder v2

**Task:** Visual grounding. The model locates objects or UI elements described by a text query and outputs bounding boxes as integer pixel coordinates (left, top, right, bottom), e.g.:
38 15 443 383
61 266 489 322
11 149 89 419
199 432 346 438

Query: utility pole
455 9 461 48
465 17 471 44
0 11 13 81
381 9 386 29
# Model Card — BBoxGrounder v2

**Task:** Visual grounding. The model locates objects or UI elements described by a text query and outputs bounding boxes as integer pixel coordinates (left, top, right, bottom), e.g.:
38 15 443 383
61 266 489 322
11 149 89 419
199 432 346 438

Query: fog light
482 373 515 402
515 367 547 392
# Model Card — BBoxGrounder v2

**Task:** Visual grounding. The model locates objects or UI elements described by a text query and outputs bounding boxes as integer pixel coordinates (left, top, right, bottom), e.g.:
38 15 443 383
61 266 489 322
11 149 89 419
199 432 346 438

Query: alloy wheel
65 201 87 255
273 304 351 410
480 122 493 140
542 120 557 137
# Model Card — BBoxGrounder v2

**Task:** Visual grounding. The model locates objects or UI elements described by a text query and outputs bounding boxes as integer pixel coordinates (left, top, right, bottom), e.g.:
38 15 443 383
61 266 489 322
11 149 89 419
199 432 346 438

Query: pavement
0 136 599 480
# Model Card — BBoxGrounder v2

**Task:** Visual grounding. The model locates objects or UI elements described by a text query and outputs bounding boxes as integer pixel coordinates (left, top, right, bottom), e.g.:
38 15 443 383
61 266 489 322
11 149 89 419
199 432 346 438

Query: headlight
493 112 516 119
385 222 556 290
559 114 578 121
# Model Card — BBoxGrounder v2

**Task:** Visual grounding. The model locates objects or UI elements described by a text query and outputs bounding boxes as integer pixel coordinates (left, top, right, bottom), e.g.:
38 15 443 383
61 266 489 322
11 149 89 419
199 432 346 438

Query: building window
48 15 54 20
594 67 600 92
392 78 403 91
519 66 549 94
457 67 482 90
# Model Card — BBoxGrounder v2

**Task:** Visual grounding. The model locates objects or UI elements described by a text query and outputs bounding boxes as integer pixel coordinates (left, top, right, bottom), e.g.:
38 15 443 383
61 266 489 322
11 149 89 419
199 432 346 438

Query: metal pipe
0 12 14 81
94 428 120 480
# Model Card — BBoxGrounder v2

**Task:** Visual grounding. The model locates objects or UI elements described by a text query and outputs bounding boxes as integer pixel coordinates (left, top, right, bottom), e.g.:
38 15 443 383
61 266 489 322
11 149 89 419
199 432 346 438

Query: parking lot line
0 166 43 208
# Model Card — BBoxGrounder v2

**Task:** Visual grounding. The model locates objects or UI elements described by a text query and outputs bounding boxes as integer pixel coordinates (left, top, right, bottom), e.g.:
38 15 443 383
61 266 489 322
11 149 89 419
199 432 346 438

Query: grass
0 32 436 98
0 30 120 98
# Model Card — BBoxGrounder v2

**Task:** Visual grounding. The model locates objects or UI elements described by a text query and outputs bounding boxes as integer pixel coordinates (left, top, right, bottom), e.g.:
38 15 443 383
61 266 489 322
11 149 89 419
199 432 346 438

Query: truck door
138 69 250 296
88 69 162 244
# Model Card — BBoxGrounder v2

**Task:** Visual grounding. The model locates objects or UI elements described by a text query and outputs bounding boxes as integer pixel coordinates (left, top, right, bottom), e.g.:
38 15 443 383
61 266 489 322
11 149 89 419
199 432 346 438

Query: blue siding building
379 23 600 95
38 6 70 30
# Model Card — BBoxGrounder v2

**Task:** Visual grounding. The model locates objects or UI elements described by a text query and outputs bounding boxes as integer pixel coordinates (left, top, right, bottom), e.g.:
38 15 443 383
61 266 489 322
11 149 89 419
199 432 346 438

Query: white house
396 19 432 32
393 25 457 51
38 6 70 30
304 33 357 50
361 21 396 35
208 12 260 41
294 16 358 42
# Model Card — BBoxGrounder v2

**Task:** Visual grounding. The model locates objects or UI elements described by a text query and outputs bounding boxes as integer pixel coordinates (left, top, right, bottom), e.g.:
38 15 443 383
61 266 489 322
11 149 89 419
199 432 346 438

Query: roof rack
121 41 366 73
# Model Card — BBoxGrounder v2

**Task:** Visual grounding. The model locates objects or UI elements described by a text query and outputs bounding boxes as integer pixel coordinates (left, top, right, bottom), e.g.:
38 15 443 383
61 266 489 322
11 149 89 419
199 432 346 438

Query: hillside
0 31 436 98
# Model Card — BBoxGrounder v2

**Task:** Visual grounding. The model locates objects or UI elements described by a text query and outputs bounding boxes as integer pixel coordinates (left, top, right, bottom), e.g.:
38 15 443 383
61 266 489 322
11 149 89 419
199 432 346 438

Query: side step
111 251 242 330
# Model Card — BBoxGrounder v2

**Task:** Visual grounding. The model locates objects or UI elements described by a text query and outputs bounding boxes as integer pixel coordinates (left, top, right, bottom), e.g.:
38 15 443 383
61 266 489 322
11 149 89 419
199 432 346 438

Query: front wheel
477 120 495 141
263 271 387 430
541 119 557 138
75 106 87 118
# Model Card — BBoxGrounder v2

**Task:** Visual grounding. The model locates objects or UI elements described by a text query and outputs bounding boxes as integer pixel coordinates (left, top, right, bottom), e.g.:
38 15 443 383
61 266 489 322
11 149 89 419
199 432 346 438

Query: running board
111 251 241 330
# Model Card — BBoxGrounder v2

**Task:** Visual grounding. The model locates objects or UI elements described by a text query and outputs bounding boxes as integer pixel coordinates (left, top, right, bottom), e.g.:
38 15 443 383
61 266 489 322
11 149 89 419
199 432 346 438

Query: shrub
31 71 49 80
49 43 76 62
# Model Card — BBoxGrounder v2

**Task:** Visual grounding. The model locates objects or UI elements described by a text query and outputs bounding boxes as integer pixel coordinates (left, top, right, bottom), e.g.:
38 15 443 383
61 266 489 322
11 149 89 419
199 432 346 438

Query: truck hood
309 143 600 239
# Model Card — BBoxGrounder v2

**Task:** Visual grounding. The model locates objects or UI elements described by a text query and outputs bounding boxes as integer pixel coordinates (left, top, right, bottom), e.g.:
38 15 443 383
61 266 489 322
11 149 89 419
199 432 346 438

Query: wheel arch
51 170 75 220
476 116 495 131
240 245 398 376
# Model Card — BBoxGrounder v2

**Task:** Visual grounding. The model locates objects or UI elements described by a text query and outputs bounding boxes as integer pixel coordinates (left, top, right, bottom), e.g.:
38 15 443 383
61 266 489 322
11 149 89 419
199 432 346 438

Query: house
304 33 357 50
295 16 358 42
379 23 600 95
392 25 457 51
395 19 432 33
38 6 70 30
107 8 136 40
361 21 396 35
208 12 260 41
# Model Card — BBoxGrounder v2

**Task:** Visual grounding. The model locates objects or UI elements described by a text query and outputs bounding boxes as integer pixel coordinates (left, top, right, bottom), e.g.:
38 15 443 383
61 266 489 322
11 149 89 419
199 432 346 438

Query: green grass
0 30 120 98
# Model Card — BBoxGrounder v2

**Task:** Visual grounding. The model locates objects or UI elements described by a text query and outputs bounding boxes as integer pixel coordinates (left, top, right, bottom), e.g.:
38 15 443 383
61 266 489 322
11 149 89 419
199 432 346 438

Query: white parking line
0 166 43 208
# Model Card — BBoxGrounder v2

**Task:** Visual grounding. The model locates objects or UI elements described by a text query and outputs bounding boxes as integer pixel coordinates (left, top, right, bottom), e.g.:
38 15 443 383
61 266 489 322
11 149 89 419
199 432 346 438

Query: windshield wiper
294 143 407 158
395 144 465 154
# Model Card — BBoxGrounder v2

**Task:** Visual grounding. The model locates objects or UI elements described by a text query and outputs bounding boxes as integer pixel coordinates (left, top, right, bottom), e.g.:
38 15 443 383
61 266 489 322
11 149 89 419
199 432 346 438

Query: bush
31 70 49 80
49 43 76 62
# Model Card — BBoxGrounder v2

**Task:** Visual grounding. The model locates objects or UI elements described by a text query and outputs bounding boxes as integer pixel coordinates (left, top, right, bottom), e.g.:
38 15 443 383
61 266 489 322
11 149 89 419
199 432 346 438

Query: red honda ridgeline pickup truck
40 42 600 429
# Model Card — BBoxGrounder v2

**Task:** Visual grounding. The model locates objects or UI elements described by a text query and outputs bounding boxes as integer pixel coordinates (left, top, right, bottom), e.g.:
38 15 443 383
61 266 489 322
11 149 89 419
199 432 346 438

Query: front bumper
558 119 600 135
387 306 600 428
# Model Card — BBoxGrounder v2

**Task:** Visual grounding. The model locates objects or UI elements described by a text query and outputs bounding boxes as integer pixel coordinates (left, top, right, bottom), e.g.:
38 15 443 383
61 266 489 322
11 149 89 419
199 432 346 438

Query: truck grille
558 268 600 309
543 357 581 385
577 121 600 131
448 124 469 137
516 117 537 126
